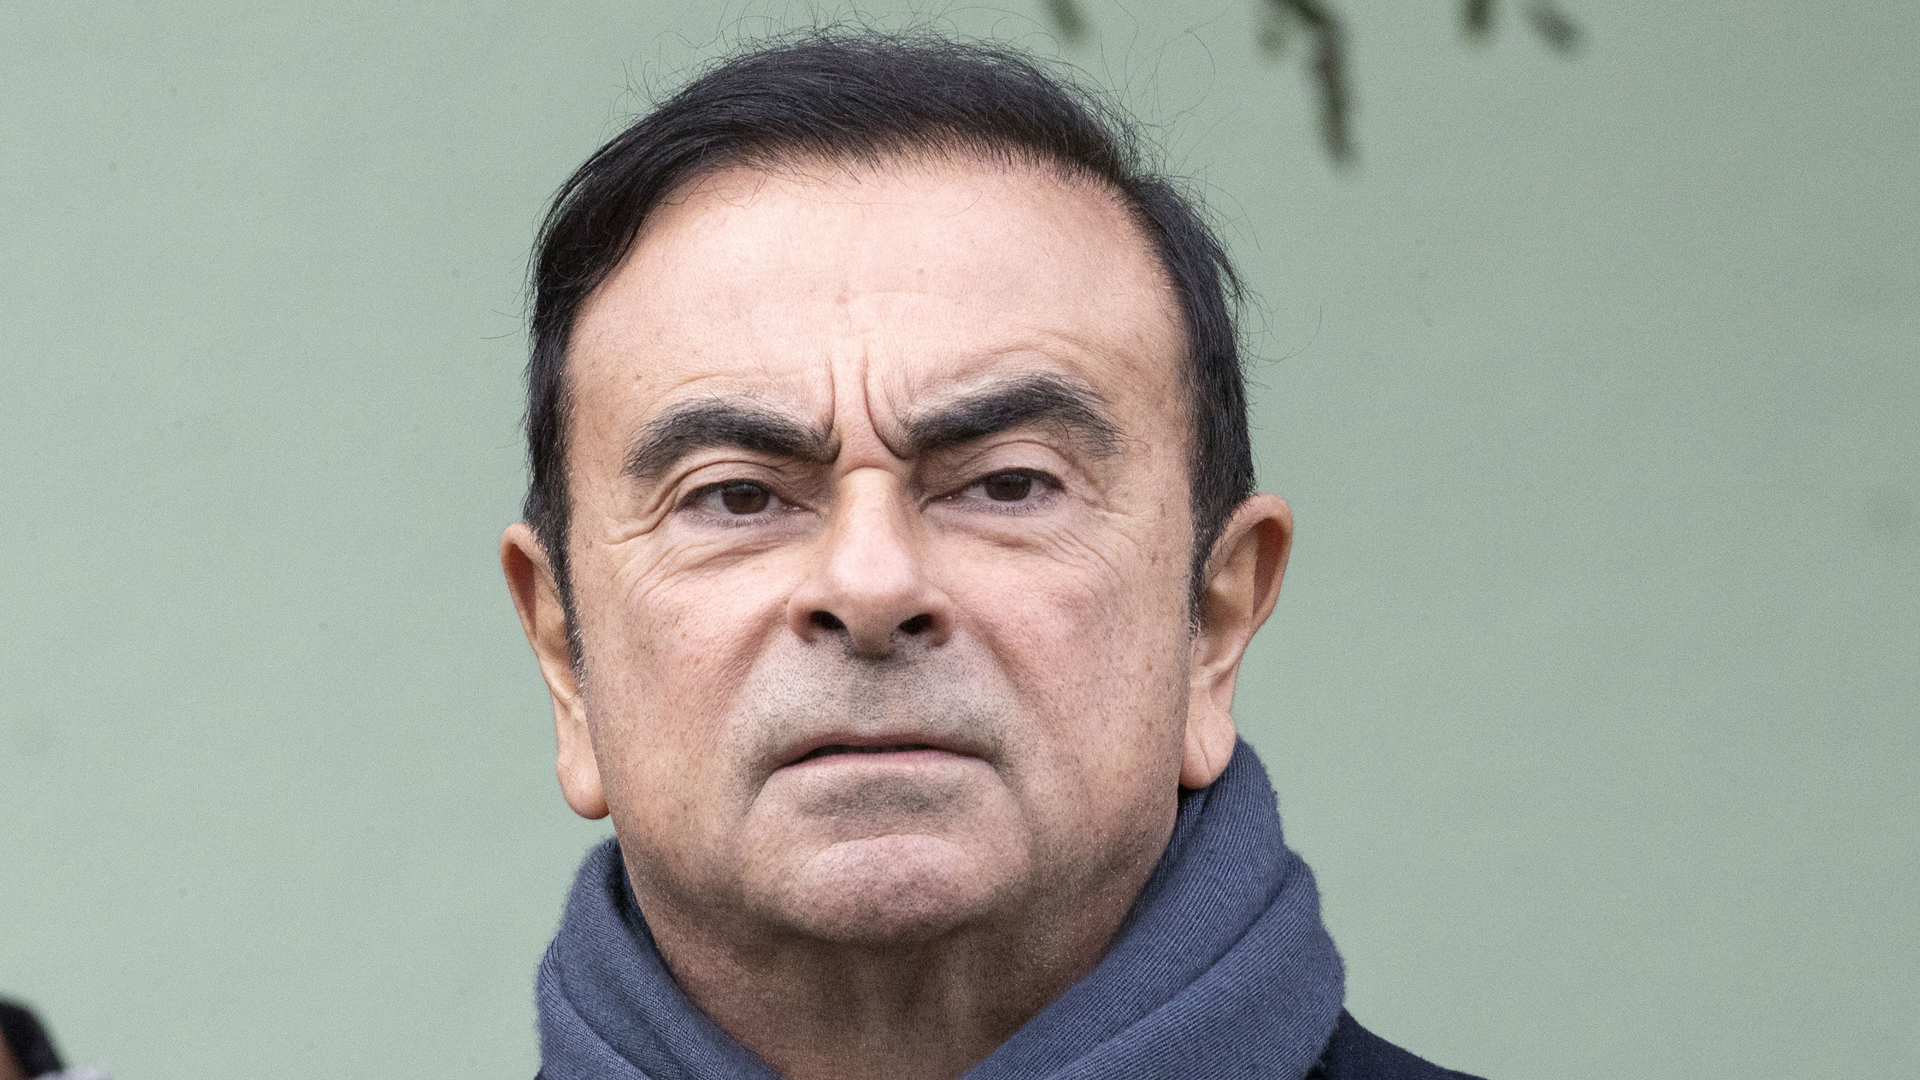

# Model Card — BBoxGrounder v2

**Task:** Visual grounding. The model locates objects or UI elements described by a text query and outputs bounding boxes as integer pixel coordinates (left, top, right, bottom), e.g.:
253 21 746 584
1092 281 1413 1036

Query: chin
767 833 1015 944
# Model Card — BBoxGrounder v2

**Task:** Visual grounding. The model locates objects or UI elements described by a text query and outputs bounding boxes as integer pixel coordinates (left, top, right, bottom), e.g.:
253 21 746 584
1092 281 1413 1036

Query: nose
787 469 953 657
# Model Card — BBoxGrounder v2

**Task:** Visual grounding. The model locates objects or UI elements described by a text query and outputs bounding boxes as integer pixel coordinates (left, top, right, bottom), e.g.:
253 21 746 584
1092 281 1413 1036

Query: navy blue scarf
537 740 1345 1079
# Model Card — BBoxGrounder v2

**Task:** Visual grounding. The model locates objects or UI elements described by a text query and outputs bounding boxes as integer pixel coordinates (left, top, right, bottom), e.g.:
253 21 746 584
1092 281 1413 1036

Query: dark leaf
1258 2 1292 58
1274 0 1354 163
1043 0 1091 44
1525 0 1582 53
1463 0 1494 40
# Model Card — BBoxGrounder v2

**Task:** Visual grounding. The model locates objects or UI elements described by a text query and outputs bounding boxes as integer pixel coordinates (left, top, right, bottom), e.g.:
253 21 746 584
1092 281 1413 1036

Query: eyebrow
900 372 1123 460
622 399 836 484
620 372 1123 485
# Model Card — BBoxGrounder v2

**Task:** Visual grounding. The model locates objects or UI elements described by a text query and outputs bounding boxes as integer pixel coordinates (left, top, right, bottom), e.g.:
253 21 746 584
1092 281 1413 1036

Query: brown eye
718 482 771 514
981 472 1034 502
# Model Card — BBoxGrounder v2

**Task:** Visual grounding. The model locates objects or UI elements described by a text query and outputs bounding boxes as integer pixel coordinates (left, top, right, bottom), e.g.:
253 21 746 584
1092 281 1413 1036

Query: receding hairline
567 141 1183 370
667 132 1116 193
624 140 1164 276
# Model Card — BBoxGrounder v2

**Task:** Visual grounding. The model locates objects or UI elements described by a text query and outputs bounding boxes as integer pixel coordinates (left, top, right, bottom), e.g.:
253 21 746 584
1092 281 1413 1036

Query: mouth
779 735 983 770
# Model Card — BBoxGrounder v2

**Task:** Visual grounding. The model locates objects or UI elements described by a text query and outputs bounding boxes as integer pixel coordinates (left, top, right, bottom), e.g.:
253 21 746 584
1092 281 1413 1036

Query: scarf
536 740 1345 1080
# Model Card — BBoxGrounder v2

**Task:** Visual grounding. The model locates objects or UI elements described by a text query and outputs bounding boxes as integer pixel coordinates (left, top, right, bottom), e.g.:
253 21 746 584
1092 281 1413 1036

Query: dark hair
524 31 1254 619
1 997 64 1077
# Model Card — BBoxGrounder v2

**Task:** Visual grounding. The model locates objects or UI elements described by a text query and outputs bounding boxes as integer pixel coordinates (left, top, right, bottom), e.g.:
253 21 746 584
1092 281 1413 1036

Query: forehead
567 155 1187 437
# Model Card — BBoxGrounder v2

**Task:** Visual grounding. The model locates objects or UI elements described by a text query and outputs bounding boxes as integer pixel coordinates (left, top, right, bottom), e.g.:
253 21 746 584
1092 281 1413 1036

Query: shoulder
1309 1011 1487 1080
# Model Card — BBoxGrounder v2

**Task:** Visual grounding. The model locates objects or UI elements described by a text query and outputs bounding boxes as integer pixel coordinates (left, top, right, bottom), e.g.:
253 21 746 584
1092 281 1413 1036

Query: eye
981 472 1034 502
690 480 783 517
956 468 1056 507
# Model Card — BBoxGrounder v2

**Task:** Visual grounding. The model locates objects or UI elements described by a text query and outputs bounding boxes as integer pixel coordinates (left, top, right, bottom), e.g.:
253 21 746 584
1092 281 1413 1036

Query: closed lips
794 743 947 763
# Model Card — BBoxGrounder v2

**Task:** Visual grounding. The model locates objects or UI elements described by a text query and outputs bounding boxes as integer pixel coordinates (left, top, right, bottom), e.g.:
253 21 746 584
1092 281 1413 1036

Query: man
503 33 1484 1080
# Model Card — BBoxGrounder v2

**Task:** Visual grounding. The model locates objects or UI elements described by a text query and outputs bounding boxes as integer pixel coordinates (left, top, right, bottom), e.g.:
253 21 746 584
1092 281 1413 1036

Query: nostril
810 611 846 632
898 613 934 635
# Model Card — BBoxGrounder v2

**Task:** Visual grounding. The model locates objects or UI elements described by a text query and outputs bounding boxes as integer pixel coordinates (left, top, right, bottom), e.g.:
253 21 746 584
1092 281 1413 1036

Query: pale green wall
2 2 1914 1077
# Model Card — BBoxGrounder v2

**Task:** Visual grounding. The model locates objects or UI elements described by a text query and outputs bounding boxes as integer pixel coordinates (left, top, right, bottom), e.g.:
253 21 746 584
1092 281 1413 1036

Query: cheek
576 545 795 801
943 541 1190 873
945 530 1192 758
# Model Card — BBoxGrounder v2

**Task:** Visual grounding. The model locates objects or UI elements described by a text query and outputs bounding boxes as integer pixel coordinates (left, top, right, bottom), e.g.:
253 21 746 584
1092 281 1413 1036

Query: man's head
503 33 1292 950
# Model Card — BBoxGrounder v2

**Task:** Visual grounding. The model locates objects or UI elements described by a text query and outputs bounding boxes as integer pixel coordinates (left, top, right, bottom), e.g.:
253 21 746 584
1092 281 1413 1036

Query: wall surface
2 1 1914 1077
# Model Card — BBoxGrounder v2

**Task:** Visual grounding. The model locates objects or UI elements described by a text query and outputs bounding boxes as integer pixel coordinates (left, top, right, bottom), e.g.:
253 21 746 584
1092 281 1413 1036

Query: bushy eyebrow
622 399 836 484
620 372 1122 485
900 373 1122 459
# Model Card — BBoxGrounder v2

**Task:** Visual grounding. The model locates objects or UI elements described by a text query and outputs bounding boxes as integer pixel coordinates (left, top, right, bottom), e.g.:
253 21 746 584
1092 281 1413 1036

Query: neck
633 862 1155 1080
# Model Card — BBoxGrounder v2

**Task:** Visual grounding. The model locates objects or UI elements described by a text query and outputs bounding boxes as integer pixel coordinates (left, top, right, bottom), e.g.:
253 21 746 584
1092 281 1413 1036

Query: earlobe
555 714 610 820
1180 705 1238 788
1182 494 1293 789
501 523 610 821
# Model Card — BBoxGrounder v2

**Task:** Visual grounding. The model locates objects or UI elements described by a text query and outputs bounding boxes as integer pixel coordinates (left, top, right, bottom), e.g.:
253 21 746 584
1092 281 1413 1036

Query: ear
1182 494 1293 788
501 523 609 820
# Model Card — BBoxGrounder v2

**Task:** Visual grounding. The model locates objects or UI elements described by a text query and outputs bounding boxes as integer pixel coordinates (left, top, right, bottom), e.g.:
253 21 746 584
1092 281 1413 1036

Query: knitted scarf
537 740 1344 1079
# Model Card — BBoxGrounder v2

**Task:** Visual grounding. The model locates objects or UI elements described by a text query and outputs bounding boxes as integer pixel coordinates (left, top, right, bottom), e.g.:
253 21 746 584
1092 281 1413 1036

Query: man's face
515 157 1253 945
